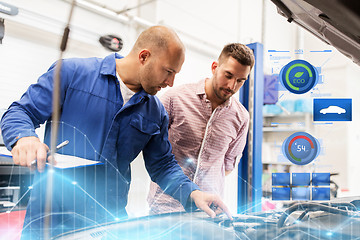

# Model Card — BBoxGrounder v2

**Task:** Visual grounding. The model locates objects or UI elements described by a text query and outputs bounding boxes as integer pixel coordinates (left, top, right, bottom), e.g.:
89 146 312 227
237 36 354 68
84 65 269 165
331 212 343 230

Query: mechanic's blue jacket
0 53 199 238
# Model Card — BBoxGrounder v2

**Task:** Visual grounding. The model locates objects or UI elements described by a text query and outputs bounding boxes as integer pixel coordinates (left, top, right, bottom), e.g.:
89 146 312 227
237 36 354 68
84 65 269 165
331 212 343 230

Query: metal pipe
62 0 220 57
247 66 255 212
43 1 76 238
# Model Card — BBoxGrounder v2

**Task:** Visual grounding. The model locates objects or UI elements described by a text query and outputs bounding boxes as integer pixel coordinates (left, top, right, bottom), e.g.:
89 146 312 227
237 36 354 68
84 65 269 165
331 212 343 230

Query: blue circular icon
279 59 319 94
282 132 320 165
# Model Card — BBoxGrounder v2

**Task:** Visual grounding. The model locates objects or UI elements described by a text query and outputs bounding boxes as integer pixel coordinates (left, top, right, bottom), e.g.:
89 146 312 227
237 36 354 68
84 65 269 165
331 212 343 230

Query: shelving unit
262 112 315 195
262 112 314 168
263 127 307 132
263 112 312 133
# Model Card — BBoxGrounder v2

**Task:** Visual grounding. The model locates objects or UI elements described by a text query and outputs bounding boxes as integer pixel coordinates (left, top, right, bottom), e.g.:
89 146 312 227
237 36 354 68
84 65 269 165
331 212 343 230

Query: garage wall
0 0 145 217
2 0 356 217
262 2 360 197
0 0 133 109
346 63 360 195
0 0 271 217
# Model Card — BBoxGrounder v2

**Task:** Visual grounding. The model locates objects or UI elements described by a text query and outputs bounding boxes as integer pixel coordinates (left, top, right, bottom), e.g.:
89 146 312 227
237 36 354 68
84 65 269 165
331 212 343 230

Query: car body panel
271 0 360 65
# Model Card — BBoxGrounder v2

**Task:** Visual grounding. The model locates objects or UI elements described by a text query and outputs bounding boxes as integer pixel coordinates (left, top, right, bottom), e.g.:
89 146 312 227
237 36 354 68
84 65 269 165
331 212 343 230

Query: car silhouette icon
320 106 346 114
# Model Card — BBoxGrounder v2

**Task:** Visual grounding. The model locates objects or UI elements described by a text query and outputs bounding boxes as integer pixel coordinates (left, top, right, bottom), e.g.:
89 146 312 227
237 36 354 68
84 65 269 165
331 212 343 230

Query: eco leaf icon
294 72 304 78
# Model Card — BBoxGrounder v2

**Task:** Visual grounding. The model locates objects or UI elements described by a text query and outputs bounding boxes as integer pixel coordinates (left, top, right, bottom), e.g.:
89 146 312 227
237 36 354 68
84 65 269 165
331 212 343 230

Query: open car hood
270 0 360 65
52 197 360 240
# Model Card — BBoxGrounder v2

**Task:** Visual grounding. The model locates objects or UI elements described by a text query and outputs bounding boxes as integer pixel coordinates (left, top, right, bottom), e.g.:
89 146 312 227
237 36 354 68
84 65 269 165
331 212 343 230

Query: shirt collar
195 79 206 95
100 53 150 100
136 88 151 99
196 79 232 107
100 53 123 76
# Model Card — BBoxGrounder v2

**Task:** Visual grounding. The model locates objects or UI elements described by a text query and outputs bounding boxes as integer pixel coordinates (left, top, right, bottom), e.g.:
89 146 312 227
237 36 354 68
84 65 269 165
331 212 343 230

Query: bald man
1 26 231 239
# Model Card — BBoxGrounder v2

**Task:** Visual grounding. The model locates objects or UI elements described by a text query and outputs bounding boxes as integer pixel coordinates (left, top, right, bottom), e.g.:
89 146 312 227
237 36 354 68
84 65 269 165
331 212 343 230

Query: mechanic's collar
100 53 123 76
100 53 150 99
136 88 151 99
196 78 231 107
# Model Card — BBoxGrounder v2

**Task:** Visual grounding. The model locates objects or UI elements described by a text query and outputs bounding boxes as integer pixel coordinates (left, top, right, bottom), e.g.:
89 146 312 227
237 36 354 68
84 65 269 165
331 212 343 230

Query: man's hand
11 136 49 172
190 190 233 220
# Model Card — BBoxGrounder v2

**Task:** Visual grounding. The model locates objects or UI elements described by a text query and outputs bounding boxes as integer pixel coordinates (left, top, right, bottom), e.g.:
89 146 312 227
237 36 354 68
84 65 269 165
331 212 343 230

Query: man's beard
139 63 158 95
212 77 233 102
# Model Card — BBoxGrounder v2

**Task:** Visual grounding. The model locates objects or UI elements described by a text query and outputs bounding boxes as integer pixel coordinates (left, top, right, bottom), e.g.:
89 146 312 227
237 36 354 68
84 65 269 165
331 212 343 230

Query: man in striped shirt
148 43 255 214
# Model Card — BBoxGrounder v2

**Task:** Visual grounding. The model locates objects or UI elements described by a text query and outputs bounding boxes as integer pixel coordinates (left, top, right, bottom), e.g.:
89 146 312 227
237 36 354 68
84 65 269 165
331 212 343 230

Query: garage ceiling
80 0 154 15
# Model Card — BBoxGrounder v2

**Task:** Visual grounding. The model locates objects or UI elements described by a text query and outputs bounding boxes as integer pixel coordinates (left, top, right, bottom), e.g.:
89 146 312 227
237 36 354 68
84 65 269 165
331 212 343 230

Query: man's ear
211 61 218 74
139 49 150 64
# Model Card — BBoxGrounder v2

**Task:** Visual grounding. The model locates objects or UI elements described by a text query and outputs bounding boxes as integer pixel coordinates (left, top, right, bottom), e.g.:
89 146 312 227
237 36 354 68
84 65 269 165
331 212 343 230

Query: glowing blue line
310 50 332 52
271 122 292 125
21 211 115 237
237 201 263 215
35 170 120 221
5 171 49 213
74 184 116 219
143 221 189 239
49 121 131 184
330 212 360 233
62 121 130 184
268 50 290 52
7 163 15 188
237 175 259 192
321 55 333 67
19 170 122 239
270 204 324 230
273 229 322 240
7 187 32 213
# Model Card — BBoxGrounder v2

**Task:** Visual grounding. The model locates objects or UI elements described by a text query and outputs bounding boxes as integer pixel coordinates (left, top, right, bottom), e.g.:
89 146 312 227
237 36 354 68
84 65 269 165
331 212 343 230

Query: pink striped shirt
147 79 249 214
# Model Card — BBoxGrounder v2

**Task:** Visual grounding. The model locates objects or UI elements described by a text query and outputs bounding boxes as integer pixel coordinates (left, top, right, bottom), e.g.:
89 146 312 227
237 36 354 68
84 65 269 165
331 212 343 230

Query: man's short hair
134 28 168 51
132 25 184 54
218 43 255 69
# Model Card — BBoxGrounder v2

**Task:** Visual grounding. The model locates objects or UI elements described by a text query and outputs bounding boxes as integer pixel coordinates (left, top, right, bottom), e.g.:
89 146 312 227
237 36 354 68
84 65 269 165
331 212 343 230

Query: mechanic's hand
11 136 49 172
190 190 233 220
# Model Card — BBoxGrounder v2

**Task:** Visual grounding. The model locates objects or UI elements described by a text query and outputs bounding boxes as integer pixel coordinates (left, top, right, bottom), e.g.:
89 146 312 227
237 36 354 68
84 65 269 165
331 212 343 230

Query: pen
31 140 69 167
